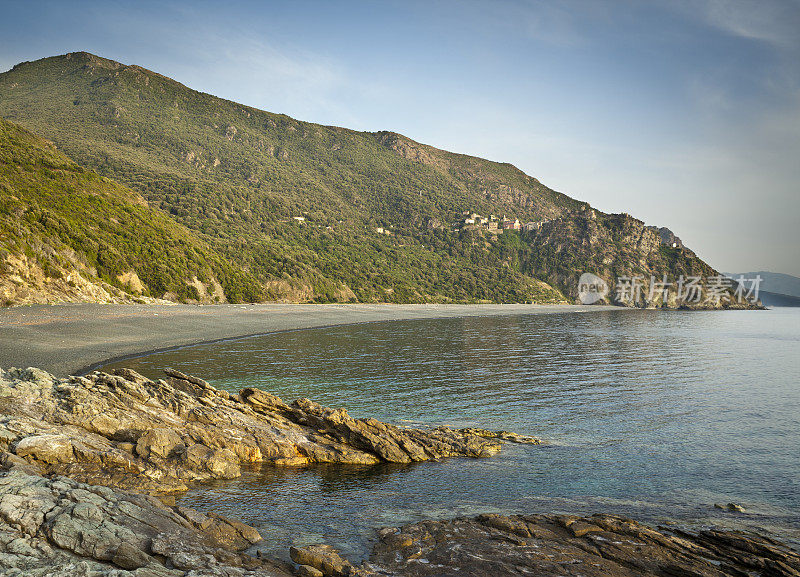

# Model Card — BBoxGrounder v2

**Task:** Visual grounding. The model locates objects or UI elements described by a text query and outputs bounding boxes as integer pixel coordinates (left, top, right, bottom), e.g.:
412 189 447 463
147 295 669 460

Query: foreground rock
7 365 793 577
0 468 291 576
288 513 800 577
367 513 800 576
0 367 504 494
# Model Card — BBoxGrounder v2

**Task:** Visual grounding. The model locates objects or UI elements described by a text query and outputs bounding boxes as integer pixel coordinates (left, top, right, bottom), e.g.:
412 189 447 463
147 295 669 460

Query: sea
103 307 800 561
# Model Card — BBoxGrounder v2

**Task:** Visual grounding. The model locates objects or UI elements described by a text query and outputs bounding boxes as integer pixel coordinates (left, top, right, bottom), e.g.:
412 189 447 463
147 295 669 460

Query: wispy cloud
78 2 362 126
514 0 602 47
451 0 606 48
193 34 350 118
677 0 800 50
686 72 737 113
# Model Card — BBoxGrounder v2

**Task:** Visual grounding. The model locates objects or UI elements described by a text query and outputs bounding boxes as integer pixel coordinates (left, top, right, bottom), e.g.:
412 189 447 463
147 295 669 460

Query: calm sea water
104 308 800 561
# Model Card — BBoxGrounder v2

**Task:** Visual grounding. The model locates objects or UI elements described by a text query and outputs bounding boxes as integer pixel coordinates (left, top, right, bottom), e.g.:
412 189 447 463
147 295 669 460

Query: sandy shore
0 302 620 377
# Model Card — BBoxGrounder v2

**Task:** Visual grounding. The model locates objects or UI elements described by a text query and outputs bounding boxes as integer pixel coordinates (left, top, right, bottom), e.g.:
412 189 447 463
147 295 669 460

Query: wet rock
357 512 800 577
296 564 325 577
458 427 541 444
0 366 506 494
289 544 356 576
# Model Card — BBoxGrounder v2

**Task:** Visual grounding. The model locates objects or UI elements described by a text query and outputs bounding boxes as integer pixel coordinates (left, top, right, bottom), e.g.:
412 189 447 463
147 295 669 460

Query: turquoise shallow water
104 308 800 561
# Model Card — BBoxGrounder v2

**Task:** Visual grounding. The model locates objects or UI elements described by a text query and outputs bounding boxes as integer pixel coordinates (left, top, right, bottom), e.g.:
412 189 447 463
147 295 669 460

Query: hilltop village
454 205 597 234
457 212 549 233
450 207 684 250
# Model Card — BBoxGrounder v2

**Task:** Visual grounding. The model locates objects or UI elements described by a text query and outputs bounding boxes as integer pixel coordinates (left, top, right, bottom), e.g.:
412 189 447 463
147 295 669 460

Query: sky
1 0 798 275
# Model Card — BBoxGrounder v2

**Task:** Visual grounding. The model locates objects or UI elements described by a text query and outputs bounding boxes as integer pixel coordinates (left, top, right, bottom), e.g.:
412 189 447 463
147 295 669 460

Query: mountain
725 271 800 307
0 52 738 305
724 271 800 299
757 291 800 307
0 117 261 305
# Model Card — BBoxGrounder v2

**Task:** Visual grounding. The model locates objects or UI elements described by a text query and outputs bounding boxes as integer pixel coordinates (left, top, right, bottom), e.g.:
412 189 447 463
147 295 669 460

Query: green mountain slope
0 52 733 305
0 117 261 305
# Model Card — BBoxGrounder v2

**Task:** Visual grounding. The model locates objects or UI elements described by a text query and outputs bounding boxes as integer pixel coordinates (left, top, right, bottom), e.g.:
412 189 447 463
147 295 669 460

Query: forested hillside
0 118 261 305
0 52 727 305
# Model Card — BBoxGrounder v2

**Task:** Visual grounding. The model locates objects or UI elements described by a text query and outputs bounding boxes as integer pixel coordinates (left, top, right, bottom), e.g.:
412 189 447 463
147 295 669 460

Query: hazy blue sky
1 0 798 275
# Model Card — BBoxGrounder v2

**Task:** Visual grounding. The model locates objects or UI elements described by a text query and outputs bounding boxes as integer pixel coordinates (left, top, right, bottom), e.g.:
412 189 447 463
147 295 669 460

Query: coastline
2 364 798 576
0 302 620 377
2 310 799 576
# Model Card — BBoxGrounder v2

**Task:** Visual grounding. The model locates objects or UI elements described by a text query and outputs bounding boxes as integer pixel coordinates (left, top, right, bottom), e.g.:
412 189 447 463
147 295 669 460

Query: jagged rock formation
647 225 684 249
1 365 797 576
291 513 800 577
0 367 502 494
523 212 759 308
0 469 291 576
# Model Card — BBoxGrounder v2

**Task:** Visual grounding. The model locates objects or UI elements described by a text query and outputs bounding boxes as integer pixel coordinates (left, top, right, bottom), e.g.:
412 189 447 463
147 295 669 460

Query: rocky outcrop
647 225 684 249
456 427 540 444
0 367 503 494
289 513 800 577
0 251 164 307
524 213 762 309
3 468 798 577
5 365 795 577
0 468 291 576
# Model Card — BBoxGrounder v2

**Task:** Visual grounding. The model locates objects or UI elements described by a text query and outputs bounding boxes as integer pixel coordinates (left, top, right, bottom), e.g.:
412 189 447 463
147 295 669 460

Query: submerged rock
0 366 503 494
715 502 747 512
457 427 541 444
